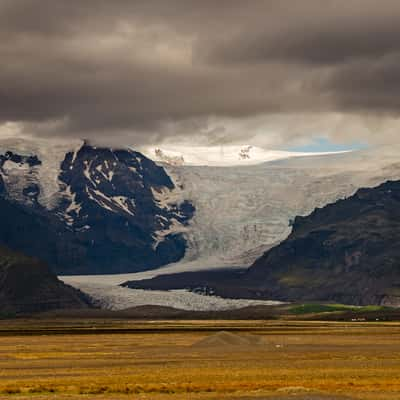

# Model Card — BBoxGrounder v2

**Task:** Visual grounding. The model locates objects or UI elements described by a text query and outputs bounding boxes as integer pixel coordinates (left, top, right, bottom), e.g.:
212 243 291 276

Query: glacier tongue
60 280 282 311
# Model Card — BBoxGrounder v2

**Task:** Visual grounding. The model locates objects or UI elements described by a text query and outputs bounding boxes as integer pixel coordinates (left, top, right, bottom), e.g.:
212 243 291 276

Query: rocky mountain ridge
0 139 194 274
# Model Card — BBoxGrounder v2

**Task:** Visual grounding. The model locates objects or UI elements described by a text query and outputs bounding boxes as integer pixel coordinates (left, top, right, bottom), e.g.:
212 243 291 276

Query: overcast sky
1 0 400 149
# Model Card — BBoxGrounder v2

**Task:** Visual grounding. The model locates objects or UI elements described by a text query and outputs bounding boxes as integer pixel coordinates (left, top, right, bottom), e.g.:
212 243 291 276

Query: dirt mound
192 331 266 348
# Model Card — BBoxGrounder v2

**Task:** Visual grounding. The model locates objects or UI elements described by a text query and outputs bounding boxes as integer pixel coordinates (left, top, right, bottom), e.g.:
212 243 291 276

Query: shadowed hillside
244 180 400 305
0 245 92 314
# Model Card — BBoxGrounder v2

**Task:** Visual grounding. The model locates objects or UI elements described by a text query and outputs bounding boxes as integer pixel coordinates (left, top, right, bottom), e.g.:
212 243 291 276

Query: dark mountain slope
0 245 91 314
243 180 400 305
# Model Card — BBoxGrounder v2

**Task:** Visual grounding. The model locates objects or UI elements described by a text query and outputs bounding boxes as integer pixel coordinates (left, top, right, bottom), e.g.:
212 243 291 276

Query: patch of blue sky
288 137 369 153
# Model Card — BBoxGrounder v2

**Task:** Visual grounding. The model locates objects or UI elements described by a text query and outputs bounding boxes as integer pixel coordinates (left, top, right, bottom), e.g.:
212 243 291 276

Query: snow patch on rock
0 135 82 209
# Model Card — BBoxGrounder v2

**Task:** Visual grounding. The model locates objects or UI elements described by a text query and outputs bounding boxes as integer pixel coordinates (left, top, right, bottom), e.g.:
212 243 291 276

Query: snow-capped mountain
0 136 194 274
1 134 400 290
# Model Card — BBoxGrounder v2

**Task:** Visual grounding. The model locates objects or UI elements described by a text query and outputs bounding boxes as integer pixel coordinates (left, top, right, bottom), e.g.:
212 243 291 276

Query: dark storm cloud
0 0 400 145
324 55 400 112
207 4 400 65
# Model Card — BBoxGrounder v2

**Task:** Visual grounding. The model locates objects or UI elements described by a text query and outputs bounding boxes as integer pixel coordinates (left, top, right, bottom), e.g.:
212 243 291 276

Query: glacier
62 145 400 310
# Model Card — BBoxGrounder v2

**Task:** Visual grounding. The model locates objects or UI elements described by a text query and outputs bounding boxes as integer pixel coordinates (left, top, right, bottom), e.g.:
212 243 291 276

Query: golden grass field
0 320 400 400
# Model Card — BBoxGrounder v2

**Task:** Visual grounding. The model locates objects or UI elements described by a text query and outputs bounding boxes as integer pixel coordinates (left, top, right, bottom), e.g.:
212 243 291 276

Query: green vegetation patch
289 303 391 315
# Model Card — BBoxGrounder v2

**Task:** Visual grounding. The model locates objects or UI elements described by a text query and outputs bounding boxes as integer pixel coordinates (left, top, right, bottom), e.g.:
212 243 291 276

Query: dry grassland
0 320 399 400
